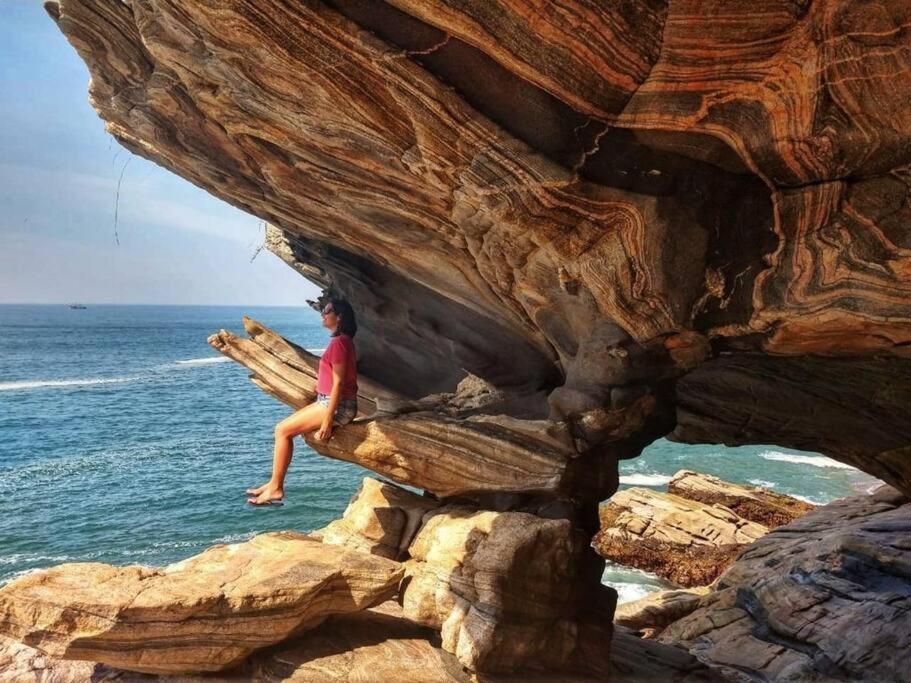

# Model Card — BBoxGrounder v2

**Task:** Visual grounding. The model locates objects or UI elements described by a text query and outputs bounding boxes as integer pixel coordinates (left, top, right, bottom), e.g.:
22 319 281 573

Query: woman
246 298 359 505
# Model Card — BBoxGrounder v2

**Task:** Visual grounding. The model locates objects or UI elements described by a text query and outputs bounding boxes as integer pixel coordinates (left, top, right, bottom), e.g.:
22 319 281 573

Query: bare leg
247 402 328 505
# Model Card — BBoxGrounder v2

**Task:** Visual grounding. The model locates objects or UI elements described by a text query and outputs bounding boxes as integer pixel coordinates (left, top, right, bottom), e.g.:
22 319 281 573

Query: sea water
0 304 881 603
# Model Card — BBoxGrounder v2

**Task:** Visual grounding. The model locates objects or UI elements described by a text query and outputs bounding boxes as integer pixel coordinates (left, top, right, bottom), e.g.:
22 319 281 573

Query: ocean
0 304 881 604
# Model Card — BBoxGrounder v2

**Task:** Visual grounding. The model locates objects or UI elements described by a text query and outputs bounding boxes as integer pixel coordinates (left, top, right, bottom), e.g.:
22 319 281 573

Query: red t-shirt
316 334 358 398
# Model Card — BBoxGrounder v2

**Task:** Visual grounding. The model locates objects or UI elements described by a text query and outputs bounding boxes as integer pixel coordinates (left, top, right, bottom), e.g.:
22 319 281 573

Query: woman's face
321 303 339 332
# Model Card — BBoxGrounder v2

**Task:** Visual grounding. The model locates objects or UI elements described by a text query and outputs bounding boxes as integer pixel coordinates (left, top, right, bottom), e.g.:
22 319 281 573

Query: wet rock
0 533 403 675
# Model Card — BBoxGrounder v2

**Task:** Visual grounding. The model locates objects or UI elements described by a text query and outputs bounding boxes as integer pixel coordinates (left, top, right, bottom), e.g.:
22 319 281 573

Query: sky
0 1 320 305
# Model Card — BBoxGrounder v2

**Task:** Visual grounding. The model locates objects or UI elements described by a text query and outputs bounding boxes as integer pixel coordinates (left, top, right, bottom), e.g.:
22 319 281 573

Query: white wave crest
619 473 672 486
305 347 326 355
0 376 138 392
759 451 856 470
175 356 231 365
748 479 777 488
791 494 827 506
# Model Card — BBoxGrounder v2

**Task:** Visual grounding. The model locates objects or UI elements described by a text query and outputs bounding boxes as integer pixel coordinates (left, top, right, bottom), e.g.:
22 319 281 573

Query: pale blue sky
0 1 319 304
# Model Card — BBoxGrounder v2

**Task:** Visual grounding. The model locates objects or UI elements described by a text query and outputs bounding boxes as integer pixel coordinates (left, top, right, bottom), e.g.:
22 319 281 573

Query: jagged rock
593 487 767 587
667 470 813 527
659 492 911 682
614 587 711 638
401 505 607 673
0 532 403 675
315 477 439 560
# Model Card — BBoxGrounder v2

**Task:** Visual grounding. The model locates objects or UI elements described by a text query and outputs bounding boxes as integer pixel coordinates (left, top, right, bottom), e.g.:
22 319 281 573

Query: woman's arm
315 359 346 440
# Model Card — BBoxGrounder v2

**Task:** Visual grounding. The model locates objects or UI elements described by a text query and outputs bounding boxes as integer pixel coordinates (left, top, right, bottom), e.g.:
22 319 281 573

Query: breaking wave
0 376 139 392
619 473 673 486
175 356 231 365
759 451 856 469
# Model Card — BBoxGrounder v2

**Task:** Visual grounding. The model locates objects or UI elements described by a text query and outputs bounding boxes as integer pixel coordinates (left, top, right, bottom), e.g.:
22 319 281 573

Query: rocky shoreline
594 470 812 587
21 1 911 676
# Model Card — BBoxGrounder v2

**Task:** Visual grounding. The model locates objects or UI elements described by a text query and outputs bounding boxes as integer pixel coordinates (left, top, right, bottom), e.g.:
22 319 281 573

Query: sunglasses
320 306 335 317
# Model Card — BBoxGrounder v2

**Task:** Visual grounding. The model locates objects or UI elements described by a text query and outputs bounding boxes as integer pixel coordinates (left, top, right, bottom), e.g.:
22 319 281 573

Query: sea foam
619 473 673 486
175 356 231 365
0 376 138 392
759 451 856 469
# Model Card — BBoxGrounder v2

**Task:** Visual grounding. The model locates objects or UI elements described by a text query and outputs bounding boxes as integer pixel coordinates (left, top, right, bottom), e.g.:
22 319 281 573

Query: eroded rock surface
402 505 608 673
659 489 911 681
0 533 403 675
614 587 711 638
316 477 439 560
594 487 767 586
667 469 814 527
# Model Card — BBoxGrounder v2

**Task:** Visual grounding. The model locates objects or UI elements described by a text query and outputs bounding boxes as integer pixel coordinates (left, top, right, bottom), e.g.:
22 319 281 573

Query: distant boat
68 303 87 309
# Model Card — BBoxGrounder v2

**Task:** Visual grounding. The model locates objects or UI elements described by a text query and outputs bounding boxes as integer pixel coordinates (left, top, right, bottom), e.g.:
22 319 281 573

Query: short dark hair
329 298 357 337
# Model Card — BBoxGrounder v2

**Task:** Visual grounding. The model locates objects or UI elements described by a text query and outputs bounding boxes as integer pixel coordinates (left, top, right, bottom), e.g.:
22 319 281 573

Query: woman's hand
315 420 333 441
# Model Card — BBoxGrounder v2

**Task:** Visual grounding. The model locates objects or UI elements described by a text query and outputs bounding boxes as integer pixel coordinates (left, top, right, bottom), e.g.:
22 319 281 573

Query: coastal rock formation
45 0 911 498
614 588 711 638
402 505 608 673
667 470 814 527
45 0 911 677
594 487 768 586
659 488 911 681
316 477 439 560
250 601 467 683
0 532 403 674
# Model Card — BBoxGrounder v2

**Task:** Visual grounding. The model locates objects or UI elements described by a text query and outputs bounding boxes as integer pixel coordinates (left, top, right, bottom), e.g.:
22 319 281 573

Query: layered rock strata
0 532 403 675
667 469 814 527
594 487 768 587
45 0 911 678
658 487 911 681
401 505 609 673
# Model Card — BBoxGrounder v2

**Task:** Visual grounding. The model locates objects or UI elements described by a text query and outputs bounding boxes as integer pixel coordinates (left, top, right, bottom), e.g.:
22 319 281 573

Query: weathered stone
401 505 605 673
249 601 468 683
316 477 439 560
609 626 723 683
594 487 767 587
614 587 711 637
659 493 911 681
667 470 813 528
304 412 604 500
0 634 129 683
0 533 404 675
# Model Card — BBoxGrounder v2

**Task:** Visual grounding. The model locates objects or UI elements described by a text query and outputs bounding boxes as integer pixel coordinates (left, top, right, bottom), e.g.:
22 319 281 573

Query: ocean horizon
0 303 881 603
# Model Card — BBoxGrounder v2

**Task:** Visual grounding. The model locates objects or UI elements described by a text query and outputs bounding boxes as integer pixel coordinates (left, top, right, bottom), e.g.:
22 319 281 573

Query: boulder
667 470 813 527
316 477 439 560
0 532 403 675
593 487 767 586
659 492 911 681
401 505 605 672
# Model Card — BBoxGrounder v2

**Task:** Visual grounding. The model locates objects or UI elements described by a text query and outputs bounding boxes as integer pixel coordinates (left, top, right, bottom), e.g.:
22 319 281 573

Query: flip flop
247 498 284 506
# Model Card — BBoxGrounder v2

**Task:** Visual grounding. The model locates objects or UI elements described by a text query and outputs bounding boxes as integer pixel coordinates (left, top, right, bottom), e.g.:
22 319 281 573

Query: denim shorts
316 392 358 426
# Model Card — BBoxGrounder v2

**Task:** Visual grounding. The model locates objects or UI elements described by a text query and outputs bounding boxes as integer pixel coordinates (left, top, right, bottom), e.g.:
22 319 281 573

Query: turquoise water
0 304 880 600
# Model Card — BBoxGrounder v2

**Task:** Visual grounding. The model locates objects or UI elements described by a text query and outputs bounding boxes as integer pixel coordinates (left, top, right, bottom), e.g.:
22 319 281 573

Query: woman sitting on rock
246 298 359 505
